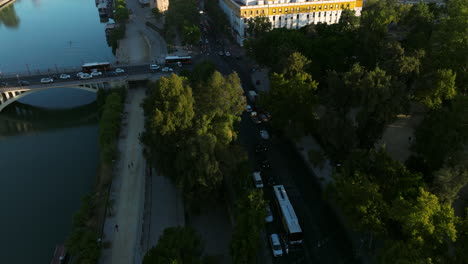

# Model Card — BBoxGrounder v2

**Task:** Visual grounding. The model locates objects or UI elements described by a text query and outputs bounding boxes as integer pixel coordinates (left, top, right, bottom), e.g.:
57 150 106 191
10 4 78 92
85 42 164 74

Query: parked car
252 171 264 189
59 74 71 79
260 130 270 140
149 64 160 71
261 160 271 170
177 62 182 67
225 51 231 57
162 67 174 72
251 112 261 124
79 73 93 80
18 80 30 86
259 113 269 123
270 234 283 257
246 105 253 112
218 51 224 56
114 68 125 74
255 144 268 153
40 77 54 84
265 204 274 223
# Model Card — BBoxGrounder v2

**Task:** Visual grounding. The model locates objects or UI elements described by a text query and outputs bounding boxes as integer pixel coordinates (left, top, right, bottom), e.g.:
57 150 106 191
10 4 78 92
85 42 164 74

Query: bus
165 56 192 65
82 62 111 73
273 185 303 245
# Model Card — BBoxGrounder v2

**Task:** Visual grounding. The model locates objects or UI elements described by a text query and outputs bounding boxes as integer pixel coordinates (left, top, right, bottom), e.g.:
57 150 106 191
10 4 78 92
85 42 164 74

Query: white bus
273 185 303 245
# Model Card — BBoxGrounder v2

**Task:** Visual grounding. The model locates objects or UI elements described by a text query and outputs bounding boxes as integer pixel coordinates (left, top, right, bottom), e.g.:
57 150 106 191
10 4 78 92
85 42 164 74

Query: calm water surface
0 0 112 262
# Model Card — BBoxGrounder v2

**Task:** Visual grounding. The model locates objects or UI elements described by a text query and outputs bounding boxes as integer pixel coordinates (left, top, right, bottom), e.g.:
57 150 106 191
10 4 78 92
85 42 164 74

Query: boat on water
50 244 70 264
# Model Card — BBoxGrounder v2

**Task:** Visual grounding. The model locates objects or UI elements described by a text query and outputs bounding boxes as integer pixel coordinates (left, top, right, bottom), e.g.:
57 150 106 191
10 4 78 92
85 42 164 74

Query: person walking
115 224 119 232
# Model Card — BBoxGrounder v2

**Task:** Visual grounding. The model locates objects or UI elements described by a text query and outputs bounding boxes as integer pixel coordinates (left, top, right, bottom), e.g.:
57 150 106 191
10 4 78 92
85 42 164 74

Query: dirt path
99 88 146 264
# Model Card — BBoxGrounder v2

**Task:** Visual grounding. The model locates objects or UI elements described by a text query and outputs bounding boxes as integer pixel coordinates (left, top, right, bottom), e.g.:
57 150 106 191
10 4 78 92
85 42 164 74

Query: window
273 16 275 20
318 12 321 17
347 3 350 8
341 4 344 8
250 11 253 15
336 4 338 8
318 6 322 10
307 6 310 11
307 14 309 19
262 10 265 14
330 5 333 9
324 5 327 10
312 13 315 17
313 6 316 10
273 9 276 13
285 8 288 13
279 8 282 13
256 10 259 15
297 7 300 12
297 14 299 19
244 11 247 16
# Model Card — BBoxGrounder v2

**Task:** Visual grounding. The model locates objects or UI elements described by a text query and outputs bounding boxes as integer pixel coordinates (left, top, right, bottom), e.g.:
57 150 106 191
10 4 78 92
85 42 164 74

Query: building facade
219 0 364 45
150 0 169 12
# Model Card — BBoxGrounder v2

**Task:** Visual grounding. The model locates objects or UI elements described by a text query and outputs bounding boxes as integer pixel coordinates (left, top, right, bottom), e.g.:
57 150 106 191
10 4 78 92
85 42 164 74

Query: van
252 171 264 188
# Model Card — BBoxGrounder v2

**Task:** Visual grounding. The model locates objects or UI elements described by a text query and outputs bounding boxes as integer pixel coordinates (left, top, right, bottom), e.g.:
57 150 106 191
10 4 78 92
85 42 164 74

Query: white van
252 171 264 188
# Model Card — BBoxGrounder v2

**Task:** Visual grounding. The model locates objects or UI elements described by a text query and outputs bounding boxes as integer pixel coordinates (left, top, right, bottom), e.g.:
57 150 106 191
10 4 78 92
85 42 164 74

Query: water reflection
0 1 20 28
0 100 99 137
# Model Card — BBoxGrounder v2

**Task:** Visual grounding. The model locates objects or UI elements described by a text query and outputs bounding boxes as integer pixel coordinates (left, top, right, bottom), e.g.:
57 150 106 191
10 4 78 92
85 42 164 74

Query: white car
40 77 54 84
252 171 264 189
115 68 125 73
246 105 253 112
270 234 283 257
149 64 160 70
162 67 174 72
76 72 85 77
59 74 71 79
265 204 273 223
225 51 231 57
79 73 93 80
260 130 270 140
91 71 102 76
177 62 182 67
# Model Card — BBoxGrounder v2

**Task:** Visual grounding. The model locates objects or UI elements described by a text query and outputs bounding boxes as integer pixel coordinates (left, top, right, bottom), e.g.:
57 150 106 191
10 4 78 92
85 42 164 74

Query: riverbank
0 0 14 8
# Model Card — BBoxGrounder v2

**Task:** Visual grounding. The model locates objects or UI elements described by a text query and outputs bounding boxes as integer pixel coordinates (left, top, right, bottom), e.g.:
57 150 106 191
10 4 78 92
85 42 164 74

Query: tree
151 7 162 21
246 16 272 39
260 52 318 136
413 95 468 172
183 25 201 45
415 69 457 109
230 190 266 264
431 165 468 204
143 227 204 264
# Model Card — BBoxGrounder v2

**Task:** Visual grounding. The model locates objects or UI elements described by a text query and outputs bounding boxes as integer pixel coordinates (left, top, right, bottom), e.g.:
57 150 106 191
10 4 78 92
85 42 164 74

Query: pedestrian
115 224 119 232
128 164 130 169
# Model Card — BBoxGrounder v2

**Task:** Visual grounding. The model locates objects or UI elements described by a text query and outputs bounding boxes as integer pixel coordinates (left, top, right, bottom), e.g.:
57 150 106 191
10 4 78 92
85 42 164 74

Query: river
0 0 114 262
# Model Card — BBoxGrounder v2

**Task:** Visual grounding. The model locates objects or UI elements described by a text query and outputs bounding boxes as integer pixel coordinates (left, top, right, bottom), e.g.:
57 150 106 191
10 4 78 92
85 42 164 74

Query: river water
0 0 114 262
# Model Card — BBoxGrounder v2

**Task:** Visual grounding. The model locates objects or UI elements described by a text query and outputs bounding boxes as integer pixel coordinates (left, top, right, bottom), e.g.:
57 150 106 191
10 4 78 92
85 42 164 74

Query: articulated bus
82 62 111 73
165 56 192 65
273 185 304 245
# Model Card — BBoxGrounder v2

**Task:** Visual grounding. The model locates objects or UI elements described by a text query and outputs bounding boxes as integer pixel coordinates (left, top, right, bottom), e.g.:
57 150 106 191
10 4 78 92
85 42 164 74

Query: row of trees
164 0 201 45
108 0 130 53
244 0 467 262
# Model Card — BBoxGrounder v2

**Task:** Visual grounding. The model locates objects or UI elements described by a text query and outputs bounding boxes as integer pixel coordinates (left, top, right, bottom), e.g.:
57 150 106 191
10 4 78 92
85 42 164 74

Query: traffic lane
268 136 358 264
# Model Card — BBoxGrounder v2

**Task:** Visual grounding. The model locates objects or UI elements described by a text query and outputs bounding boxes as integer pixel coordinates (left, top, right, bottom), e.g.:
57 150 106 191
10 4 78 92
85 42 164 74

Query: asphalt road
197 15 360 264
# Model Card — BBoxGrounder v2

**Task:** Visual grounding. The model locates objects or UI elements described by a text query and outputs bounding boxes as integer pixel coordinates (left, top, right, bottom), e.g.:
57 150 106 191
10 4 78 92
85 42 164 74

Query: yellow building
150 0 169 12
219 0 364 45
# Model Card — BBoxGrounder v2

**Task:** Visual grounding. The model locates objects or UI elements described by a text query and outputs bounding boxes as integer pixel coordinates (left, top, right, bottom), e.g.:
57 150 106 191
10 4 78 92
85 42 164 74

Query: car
108 71 118 76
265 204 273 223
79 73 93 80
218 51 224 56
225 51 231 57
90 71 102 76
246 105 253 112
260 130 270 140
18 80 30 86
162 67 174 72
59 74 71 79
76 72 86 78
255 144 268 153
177 62 182 67
270 234 283 257
250 112 261 124
150 64 160 71
115 68 125 73
259 113 269 123
261 160 271 170
40 77 54 84
252 171 264 188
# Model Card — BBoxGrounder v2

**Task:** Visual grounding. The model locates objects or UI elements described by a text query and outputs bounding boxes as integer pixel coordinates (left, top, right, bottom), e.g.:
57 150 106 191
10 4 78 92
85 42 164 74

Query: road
197 13 359 264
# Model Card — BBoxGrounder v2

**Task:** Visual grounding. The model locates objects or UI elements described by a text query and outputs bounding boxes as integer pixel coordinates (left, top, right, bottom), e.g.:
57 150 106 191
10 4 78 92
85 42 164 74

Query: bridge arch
0 83 104 112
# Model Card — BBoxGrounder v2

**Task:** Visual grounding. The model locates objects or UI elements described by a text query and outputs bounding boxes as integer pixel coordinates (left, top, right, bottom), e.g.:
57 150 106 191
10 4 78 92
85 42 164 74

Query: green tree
431 165 468 204
413 95 468 172
230 190 266 264
246 16 272 39
183 25 201 45
260 52 318 136
143 227 203 264
415 69 457 109
151 7 162 21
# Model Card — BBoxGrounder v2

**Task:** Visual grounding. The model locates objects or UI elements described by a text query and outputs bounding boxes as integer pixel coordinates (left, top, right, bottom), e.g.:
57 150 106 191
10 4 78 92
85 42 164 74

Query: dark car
18 80 30 86
261 160 271 170
255 144 268 153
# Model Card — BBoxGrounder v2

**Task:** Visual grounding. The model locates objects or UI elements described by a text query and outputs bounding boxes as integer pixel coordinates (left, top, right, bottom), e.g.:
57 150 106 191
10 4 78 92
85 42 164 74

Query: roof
273 185 302 234
165 56 191 60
